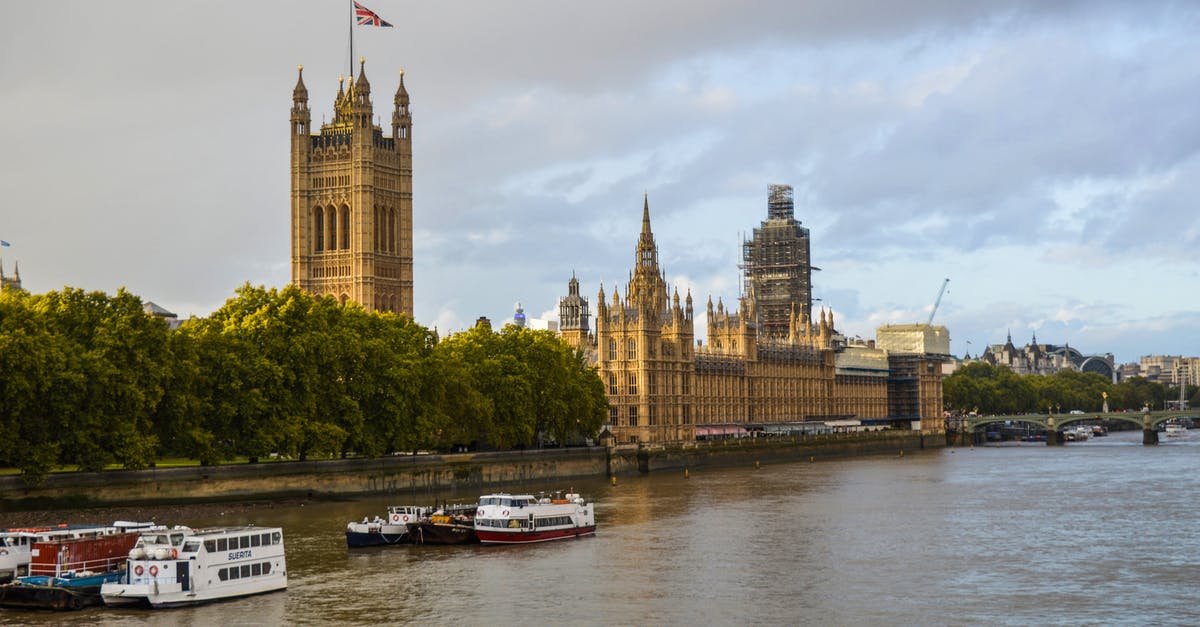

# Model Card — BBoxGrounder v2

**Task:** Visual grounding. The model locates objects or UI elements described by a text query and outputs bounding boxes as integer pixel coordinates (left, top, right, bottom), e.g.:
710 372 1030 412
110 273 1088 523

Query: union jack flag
354 1 393 27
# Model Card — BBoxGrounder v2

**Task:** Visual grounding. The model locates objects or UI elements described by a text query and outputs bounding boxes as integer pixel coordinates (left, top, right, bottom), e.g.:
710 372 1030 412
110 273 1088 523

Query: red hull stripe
477 526 596 544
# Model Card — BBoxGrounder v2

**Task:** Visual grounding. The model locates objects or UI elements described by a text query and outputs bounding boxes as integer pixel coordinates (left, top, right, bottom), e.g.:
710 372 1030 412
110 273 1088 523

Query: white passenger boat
101 526 286 608
474 490 595 544
1165 422 1188 437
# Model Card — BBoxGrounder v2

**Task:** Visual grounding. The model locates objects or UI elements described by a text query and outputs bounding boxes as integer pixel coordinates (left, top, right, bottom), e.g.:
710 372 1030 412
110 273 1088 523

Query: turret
291 65 310 137
392 69 411 142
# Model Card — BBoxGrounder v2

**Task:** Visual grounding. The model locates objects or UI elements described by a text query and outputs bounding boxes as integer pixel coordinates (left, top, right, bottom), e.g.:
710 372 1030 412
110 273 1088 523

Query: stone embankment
0 431 940 512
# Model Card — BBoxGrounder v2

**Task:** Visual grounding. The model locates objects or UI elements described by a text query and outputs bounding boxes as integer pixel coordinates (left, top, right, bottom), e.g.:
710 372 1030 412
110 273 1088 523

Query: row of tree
0 284 609 483
943 362 1199 415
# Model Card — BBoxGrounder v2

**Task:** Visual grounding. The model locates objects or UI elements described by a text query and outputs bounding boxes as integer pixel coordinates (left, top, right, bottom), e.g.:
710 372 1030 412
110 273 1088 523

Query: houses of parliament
287 66 949 446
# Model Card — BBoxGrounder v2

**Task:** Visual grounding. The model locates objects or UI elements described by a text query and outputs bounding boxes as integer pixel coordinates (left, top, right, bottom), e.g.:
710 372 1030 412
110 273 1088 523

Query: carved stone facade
563 194 949 444
290 61 413 314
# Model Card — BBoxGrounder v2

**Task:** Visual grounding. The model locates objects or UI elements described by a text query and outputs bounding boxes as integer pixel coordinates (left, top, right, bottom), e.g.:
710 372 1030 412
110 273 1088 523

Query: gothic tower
742 184 813 339
558 272 590 348
290 60 413 314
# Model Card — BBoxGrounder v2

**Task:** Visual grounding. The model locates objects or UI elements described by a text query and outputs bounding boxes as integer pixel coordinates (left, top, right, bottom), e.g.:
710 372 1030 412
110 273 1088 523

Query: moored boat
345 505 432 548
474 490 595 545
1165 422 1188 437
1 521 152 585
0 522 159 611
101 526 286 608
408 505 479 545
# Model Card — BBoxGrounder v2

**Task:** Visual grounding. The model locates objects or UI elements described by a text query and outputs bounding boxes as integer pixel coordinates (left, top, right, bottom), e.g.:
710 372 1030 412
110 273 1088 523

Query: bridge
950 408 1195 446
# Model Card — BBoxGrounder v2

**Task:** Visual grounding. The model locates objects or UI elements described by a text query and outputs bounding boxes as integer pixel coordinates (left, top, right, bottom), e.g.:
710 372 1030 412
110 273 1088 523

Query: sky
1 1 1198 365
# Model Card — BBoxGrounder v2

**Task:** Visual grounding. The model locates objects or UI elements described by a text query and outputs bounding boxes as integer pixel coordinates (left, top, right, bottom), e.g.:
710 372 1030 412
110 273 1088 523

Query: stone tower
558 272 590 348
742 184 813 339
594 196 695 444
290 60 413 315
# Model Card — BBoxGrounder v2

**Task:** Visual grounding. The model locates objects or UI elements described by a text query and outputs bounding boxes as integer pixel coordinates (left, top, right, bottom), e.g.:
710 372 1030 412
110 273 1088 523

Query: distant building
1128 355 1200 387
143 301 182 330
964 332 1117 382
0 259 20 292
512 302 527 328
289 61 413 315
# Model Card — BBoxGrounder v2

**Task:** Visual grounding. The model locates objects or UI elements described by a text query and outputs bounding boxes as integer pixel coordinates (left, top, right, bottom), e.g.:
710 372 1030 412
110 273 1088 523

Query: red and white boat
473 490 595 544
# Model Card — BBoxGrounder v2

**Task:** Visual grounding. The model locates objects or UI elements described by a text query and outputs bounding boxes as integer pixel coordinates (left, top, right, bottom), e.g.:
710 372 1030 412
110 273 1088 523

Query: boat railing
30 554 126 578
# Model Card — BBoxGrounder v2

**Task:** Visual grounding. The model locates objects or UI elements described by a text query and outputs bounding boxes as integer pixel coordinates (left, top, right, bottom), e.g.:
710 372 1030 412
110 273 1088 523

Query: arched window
313 206 325 251
341 206 350 249
388 208 396 253
327 206 337 253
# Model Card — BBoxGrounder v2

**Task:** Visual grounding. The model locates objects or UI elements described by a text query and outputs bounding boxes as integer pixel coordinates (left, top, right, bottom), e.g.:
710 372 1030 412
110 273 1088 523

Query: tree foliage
0 284 609 482
944 362 1174 415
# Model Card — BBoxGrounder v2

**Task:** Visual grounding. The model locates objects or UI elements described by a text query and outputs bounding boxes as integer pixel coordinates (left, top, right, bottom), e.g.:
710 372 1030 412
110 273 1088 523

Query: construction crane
926 278 950 326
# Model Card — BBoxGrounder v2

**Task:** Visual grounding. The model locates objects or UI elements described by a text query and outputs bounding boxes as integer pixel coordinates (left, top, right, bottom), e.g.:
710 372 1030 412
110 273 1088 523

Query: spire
293 65 308 101
641 193 651 235
394 68 409 106
355 57 371 95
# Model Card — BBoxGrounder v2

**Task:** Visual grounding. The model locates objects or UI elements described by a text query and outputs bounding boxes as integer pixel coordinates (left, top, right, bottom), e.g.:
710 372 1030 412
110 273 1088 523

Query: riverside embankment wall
0 432 941 511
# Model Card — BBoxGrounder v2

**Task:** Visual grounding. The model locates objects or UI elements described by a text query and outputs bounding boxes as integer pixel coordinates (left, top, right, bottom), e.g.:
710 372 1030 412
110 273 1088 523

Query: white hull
101 526 287 609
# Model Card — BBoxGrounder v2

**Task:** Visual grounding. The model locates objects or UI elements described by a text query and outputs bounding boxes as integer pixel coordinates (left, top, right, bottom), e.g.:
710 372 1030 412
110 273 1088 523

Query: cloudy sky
2 1 1198 364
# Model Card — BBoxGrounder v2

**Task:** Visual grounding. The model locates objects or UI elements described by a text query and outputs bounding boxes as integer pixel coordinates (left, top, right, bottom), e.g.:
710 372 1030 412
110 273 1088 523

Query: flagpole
349 0 354 78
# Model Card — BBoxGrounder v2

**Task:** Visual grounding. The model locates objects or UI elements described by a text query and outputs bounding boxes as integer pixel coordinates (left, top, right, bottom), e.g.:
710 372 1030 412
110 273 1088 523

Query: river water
3 429 1198 626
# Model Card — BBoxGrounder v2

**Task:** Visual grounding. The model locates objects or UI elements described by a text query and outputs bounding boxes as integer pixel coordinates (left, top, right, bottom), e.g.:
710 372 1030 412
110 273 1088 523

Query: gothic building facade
289 60 413 315
562 193 948 445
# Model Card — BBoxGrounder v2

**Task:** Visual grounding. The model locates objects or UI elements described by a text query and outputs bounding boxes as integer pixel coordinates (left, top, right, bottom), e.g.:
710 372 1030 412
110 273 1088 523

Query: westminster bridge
950 408 1195 446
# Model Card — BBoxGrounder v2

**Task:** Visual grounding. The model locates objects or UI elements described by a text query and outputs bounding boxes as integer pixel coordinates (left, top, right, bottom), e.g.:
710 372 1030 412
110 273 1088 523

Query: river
2 429 1198 626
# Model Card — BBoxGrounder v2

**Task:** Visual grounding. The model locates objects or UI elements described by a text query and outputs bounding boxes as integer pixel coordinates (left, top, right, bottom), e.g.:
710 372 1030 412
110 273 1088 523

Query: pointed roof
293 65 308 100
355 57 371 93
394 68 409 105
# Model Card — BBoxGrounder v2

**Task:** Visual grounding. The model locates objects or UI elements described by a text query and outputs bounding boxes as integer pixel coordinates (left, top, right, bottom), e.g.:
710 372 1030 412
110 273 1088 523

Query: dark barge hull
0 583 100 611
408 523 479 545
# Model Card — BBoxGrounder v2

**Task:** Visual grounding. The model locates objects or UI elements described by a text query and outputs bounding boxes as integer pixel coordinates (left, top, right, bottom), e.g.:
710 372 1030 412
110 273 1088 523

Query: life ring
392 513 400 523
402 515 409 522
0 549 7 555
134 565 144 576
149 565 159 576
476 508 483 517
502 509 509 516
171 548 179 559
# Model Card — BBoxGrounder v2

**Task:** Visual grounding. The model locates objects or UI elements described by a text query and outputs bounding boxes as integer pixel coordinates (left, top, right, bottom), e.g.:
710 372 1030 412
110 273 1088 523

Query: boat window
272 532 282 545
204 540 216 553
241 536 251 549
170 533 184 545
218 568 229 581
501 498 512 507
229 567 240 580
240 565 251 578
217 538 227 551
263 562 272 575
251 535 261 547
252 563 262 576
183 541 201 553
261 533 270 546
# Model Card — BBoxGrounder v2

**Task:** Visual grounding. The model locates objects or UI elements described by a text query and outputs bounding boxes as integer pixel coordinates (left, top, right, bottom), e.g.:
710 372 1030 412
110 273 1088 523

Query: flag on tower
0 240 10 247
354 2 393 27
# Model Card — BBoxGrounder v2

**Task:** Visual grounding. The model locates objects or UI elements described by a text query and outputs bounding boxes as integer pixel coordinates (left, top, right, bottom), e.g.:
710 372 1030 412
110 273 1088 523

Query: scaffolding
740 184 815 339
